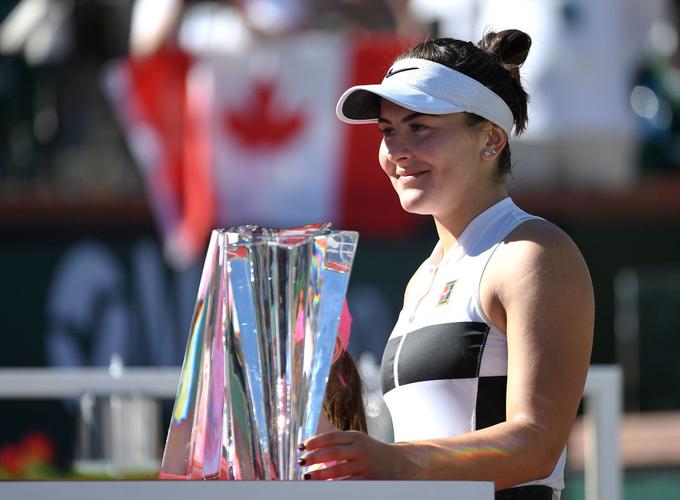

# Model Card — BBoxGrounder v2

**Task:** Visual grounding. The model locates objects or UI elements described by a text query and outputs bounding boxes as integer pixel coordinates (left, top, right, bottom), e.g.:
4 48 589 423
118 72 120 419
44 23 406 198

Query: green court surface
563 469 680 499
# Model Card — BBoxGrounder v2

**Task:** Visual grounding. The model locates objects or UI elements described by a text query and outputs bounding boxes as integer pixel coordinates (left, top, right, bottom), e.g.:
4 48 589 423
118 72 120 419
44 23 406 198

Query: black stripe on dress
475 376 507 430
381 322 490 394
495 485 554 500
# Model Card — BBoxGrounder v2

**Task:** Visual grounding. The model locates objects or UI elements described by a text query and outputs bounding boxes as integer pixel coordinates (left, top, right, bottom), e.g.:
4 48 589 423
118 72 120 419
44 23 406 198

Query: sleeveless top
380 197 566 498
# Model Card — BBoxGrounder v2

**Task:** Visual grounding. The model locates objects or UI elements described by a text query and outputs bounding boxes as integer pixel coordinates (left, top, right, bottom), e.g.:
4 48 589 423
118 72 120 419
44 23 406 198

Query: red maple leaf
223 81 306 149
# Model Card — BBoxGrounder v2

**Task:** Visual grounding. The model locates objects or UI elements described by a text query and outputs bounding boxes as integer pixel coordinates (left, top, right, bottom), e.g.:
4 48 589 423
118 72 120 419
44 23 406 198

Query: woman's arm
300 220 594 488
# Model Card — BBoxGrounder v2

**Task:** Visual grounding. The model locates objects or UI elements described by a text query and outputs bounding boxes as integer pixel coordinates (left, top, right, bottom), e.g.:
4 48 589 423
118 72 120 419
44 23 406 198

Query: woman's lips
397 169 428 184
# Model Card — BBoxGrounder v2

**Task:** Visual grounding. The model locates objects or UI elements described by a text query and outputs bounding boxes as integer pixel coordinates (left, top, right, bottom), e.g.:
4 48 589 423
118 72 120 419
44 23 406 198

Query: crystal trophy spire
160 224 358 480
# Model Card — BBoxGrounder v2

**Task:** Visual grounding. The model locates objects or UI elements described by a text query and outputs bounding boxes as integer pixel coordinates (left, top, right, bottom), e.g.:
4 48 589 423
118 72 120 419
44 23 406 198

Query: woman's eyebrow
378 112 439 124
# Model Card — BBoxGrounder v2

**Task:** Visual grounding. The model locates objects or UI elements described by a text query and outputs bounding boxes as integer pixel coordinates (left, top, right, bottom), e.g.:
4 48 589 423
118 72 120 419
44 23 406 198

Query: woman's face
377 99 495 219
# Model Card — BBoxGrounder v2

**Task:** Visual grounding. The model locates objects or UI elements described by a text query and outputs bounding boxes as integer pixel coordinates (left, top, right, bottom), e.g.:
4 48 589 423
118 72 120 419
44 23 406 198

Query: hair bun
478 29 531 67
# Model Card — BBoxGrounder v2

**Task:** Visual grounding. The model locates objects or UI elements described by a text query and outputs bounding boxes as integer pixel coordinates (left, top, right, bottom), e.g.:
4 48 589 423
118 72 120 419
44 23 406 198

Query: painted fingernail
303 473 311 480
298 457 306 466
297 443 306 451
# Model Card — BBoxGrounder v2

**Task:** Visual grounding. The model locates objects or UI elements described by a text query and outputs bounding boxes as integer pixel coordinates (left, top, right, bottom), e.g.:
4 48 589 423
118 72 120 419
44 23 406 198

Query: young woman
298 31 594 499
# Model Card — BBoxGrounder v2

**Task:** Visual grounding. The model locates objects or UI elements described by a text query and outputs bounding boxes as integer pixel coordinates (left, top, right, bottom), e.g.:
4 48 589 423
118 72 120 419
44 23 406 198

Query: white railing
582 365 622 500
0 364 622 499
0 367 180 398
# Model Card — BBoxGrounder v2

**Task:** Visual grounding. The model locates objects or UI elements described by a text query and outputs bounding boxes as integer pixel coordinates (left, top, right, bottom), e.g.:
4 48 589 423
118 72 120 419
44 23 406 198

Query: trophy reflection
159 224 358 480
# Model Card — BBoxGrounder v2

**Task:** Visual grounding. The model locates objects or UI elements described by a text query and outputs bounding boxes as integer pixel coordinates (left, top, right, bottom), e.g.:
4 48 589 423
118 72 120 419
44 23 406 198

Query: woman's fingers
300 431 368 466
298 431 401 480
300 443 362 467
302 459 367 480
302 430 359 450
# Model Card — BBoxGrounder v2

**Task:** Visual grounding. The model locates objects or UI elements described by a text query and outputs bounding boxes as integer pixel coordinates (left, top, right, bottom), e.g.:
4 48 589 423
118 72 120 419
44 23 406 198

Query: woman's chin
398 196 432 215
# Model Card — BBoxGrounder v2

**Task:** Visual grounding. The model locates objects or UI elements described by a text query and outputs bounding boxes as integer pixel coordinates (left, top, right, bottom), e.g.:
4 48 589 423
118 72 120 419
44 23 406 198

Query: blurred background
1 0 679 497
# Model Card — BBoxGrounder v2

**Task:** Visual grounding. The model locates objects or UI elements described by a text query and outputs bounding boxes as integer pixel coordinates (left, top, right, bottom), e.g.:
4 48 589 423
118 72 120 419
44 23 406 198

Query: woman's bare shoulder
498 218 588 273
506 217 577 248
483 217 593 316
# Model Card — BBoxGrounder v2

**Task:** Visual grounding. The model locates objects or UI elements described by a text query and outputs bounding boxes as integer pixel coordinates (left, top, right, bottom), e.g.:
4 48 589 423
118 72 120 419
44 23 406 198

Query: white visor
336 58 514 137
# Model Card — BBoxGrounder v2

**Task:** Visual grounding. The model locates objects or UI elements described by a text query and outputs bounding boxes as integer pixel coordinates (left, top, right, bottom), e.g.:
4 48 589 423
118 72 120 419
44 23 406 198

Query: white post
583 365 622 500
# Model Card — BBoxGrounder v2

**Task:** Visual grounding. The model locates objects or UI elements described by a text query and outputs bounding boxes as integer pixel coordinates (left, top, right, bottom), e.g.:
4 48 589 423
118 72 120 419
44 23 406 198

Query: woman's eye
410 124 428 132
379 128 393 137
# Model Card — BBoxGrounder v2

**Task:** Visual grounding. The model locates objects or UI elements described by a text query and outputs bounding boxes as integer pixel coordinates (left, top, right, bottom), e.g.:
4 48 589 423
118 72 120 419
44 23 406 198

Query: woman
298 31 594 499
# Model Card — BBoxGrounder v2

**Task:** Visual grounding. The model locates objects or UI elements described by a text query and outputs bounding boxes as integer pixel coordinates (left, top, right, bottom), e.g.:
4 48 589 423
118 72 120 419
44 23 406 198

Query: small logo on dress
437 280 457 306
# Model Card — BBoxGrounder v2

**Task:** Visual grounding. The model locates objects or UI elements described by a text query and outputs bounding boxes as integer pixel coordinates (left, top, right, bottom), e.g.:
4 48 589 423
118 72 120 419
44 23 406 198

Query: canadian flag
106 33 423 266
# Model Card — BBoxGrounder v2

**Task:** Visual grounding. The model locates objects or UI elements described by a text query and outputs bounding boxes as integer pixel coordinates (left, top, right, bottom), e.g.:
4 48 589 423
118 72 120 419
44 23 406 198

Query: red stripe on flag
127 50 192 220
339 35 424 236
127 50 215 263
179 68 216 261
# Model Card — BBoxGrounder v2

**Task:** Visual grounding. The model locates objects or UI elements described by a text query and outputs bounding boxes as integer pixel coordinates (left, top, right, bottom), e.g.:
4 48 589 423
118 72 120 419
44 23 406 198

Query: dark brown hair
397 30 532 176
323 350 367 432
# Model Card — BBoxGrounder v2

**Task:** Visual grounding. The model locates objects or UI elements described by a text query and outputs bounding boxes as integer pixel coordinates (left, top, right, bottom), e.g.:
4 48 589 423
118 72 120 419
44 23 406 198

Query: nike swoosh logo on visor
385 67 418 78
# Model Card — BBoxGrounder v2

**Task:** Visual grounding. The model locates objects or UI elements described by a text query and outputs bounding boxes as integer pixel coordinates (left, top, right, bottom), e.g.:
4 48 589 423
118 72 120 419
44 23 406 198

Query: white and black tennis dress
380 197 566 499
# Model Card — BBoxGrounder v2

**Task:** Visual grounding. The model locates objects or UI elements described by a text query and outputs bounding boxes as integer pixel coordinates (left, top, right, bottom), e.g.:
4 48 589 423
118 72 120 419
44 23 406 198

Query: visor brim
336 83 466 124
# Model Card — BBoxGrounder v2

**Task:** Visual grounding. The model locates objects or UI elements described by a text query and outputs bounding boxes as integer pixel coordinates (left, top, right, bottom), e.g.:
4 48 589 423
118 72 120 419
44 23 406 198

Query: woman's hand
299 431 413 480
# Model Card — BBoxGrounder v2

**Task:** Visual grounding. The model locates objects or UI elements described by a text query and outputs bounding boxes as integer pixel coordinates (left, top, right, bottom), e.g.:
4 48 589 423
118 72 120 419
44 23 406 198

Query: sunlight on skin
449 447 511 462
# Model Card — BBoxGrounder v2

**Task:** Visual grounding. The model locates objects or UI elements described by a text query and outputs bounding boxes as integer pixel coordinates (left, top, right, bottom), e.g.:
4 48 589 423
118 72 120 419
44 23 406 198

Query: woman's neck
434 188 508 254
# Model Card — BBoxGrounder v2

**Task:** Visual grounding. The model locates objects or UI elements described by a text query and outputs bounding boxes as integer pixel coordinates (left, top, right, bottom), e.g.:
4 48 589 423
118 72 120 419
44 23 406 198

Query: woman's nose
385 137 411 165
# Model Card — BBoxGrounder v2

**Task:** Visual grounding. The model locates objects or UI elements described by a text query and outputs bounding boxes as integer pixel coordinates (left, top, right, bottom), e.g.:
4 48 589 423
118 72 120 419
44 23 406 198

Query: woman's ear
480 123 507 161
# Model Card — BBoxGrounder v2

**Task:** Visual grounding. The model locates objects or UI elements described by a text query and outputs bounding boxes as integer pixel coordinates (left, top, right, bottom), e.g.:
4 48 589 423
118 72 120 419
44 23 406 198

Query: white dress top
380 197 565 497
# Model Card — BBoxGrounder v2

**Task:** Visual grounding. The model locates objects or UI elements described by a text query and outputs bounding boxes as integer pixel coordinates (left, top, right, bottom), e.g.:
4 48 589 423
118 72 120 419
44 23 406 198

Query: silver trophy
160 224 359 480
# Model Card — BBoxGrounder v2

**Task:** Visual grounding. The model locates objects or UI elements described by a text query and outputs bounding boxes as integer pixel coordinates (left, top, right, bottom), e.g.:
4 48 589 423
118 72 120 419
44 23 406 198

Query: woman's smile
396 166 429 184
